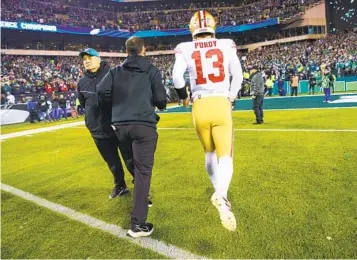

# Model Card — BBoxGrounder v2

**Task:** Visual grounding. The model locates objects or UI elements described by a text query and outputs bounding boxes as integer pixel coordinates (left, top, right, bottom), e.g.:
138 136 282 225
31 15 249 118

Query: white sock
205 152 219 191
216 156 233 198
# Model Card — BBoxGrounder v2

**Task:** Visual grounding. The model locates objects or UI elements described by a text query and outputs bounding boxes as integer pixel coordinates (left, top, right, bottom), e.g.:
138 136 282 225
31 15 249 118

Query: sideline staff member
250 65 265 124
97 36 166 238
77 48 134 199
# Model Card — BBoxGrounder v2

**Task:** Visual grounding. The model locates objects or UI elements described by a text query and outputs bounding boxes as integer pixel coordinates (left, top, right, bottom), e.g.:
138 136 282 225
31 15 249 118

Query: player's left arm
228 41 243 102
172 45 189 106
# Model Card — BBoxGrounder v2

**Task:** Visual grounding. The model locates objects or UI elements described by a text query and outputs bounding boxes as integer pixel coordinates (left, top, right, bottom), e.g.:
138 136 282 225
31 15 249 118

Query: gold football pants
192 96 233 158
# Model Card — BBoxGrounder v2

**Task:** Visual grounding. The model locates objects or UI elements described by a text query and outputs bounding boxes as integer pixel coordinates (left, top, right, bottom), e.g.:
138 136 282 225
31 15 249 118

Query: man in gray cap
77 48 134 198
250 65 265 124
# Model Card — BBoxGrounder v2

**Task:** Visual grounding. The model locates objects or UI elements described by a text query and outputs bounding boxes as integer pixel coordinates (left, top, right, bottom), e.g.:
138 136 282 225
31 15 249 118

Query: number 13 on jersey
191 48 225 85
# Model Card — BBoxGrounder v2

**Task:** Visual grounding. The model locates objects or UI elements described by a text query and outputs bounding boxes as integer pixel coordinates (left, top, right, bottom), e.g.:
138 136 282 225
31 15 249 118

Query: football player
172 10 243 231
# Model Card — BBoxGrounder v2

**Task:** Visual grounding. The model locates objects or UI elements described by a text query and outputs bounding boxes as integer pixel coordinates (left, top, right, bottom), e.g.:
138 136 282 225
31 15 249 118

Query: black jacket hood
96 54 167 127
122 55 152 72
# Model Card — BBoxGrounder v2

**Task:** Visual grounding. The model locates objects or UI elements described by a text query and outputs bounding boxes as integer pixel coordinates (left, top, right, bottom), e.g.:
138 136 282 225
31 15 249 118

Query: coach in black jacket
77 48 134 199
97 37 166 238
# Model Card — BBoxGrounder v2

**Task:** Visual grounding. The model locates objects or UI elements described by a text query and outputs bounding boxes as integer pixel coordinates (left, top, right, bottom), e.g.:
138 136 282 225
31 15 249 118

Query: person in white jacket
6 92 15 104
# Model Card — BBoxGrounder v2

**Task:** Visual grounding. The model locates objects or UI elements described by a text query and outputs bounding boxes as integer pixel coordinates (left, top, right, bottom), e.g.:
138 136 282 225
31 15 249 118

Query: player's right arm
173 44 189 104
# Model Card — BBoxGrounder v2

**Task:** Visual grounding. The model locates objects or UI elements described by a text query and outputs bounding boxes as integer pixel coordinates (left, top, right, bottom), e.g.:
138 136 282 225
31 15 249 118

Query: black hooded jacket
97 55 166 127
77 61 115 138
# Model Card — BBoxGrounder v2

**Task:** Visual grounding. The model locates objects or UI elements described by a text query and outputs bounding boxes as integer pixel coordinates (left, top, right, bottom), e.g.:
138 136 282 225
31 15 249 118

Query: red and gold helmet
189 10 216 37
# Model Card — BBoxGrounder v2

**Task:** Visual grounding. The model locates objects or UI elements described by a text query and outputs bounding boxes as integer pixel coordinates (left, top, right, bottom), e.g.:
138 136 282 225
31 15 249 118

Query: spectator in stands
69 92 78 118
329 72 336 93
322 70 331 102
37 95 51 122
45 81 53 95
308 72 317 95
291 74 299 96
76 97 84 116
265 76 274 96
51 93 61 121
277 77 286 96
316 70 322 92
6 92 15 104
1 79 12 95
27 97 39 123
58 94 68 119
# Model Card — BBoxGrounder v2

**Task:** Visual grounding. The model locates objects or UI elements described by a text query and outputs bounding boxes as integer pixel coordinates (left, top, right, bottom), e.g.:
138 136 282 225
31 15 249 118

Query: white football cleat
211 193 237 231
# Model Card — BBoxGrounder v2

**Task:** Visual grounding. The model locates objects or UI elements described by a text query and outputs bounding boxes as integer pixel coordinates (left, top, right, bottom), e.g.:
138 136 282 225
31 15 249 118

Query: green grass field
1 108 357 259
1 192 164 259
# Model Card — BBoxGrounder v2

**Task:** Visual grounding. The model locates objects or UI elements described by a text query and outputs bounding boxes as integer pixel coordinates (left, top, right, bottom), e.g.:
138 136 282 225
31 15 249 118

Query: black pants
267 88 273 96
291 87 298 96
114 124 158 227
29 109 39 123
253 94 264 123
93 136 134 187
309 84 315 94
330 84 335 93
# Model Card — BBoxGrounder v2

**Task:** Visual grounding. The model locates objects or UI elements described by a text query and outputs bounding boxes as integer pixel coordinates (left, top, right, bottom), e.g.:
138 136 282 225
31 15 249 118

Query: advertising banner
1 18 279 38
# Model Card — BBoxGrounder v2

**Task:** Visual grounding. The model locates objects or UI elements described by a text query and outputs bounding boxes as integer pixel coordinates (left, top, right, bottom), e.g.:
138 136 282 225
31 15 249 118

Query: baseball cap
79 48 99 58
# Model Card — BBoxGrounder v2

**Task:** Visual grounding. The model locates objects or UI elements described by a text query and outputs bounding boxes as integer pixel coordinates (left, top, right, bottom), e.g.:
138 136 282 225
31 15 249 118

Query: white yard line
1 106 356 141
68 126 357 132
234 128 357 132
1 119 357 141
236 93 357 100
163 106 357 114
0 121 84 140
243 106 357 112
157 128 357 132
1 183 206 259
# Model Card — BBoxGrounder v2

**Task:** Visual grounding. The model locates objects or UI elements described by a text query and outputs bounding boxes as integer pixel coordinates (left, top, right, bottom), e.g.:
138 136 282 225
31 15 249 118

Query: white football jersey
173 38 243 100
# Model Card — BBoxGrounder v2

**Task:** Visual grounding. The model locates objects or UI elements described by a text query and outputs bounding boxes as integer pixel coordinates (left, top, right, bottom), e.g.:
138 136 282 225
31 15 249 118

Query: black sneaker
109 186 129 199
127 223 154 238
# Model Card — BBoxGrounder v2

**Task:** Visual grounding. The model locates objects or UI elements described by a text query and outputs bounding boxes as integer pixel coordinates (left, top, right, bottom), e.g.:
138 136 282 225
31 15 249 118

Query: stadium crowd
244 31 357 80
2 0 321 30
52 0 261 12
1 31 356 104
